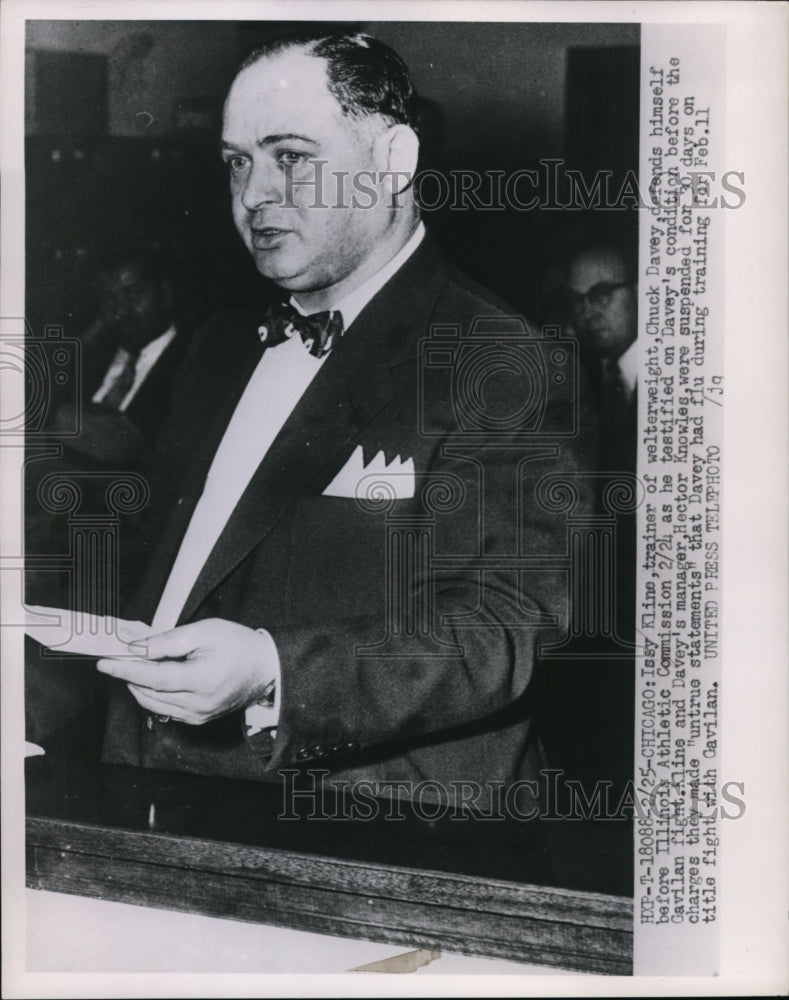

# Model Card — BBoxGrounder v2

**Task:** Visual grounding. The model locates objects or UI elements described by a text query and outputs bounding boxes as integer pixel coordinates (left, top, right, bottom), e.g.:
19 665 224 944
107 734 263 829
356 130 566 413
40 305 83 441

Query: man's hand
96 619 277 725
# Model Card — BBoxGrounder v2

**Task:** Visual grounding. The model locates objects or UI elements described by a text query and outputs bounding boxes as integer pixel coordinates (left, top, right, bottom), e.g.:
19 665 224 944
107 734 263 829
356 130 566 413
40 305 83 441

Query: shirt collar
290 221 426 329
616 338 638 395
135 324 177 365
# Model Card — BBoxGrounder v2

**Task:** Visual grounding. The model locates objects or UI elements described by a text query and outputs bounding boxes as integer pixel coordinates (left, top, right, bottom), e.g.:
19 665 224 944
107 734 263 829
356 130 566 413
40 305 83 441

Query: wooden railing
26 732 633 975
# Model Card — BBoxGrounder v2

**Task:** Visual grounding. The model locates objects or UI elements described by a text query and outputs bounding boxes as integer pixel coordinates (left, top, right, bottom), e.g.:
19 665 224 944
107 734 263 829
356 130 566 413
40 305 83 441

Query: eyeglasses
563 281 632 314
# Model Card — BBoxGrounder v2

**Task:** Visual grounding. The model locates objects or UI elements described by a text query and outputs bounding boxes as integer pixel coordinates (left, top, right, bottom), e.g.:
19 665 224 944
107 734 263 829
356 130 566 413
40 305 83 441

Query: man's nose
578 295 603 319
239 161 282 212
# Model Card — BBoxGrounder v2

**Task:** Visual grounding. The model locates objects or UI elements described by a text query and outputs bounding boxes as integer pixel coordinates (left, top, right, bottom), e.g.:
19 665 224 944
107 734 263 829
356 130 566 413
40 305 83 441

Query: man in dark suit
25 251 191 595
50 252 191 465
93 32 594 808
548 242 637 793
24 251 195 734
564 243 637 475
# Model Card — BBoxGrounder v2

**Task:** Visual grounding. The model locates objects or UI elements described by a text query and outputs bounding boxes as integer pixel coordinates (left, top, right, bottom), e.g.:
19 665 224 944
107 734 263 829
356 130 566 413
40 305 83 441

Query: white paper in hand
24 605 152 658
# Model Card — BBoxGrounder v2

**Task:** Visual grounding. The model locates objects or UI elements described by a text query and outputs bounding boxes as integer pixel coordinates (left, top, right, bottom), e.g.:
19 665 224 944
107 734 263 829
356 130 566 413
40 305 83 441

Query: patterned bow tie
257 300 344 359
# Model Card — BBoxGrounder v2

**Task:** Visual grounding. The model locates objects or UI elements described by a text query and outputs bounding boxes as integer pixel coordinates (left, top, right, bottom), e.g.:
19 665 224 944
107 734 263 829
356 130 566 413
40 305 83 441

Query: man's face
99 262 171 351
565 249 636 360
221 49 389 296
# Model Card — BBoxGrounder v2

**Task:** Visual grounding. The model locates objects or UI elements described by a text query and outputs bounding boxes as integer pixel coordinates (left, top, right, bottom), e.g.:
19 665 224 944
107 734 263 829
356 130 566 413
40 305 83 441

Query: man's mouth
251 226 291 249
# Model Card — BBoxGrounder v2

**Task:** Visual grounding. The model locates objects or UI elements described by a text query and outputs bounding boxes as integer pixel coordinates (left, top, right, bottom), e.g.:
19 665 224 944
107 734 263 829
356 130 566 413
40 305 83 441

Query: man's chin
251 256 325 295
251 252 301 287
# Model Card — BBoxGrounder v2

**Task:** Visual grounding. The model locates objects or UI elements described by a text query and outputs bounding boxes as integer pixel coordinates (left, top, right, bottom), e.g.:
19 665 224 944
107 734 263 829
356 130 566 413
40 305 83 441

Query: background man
63 32 596 806
545 241 638 793
564 242 637 473
24 251 193 736
50 251 191 465
25 251 190 603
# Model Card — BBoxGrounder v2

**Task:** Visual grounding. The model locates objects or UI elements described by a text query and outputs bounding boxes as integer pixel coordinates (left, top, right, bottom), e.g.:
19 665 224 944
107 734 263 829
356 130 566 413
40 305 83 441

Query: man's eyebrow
259 133 318 147
221 133 318 151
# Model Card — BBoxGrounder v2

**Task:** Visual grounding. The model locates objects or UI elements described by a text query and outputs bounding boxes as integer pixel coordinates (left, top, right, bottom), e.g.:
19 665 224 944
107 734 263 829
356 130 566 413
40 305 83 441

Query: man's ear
374 124 419 198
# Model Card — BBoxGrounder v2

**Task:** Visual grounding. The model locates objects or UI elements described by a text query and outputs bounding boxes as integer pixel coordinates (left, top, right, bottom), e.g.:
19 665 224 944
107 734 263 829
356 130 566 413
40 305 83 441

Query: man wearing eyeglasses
557 243 638 794
564 244 637 473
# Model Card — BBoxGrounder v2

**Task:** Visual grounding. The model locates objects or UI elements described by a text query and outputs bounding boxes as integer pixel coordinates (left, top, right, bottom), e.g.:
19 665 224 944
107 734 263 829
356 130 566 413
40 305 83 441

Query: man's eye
277 150 308 167
225 156 248 174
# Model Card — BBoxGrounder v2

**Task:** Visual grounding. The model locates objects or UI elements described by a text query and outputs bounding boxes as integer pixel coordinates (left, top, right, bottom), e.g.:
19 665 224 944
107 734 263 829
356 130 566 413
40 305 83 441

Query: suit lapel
179 235 450 622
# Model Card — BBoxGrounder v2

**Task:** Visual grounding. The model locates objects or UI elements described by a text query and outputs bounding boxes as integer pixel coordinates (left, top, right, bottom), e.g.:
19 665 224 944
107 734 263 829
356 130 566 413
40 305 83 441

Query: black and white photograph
1 1 786 994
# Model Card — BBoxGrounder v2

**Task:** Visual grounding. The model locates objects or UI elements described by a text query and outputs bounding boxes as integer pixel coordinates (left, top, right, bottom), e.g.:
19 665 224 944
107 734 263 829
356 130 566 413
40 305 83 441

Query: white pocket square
322 445 415 500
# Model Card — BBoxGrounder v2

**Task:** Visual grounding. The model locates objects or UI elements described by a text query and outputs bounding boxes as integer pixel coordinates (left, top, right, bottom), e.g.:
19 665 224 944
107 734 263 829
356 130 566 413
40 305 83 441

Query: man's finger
96 656 192 692
127 684 185 715
126 684 189 722
129 620 215 661
127 685 206 727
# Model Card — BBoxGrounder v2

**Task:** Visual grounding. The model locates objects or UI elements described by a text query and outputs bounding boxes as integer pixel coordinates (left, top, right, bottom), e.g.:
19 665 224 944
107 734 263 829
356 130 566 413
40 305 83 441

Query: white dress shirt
614 338 638 398
151 223 426 733
92 325 177 410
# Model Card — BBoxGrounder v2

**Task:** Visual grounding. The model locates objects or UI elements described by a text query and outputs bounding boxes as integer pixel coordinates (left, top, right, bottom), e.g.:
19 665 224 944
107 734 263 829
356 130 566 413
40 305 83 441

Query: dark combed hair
239 31 419 133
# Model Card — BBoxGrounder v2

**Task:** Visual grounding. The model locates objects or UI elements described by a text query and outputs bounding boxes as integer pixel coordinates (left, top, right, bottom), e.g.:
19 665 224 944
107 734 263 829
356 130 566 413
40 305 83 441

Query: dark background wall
25 20 638 147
